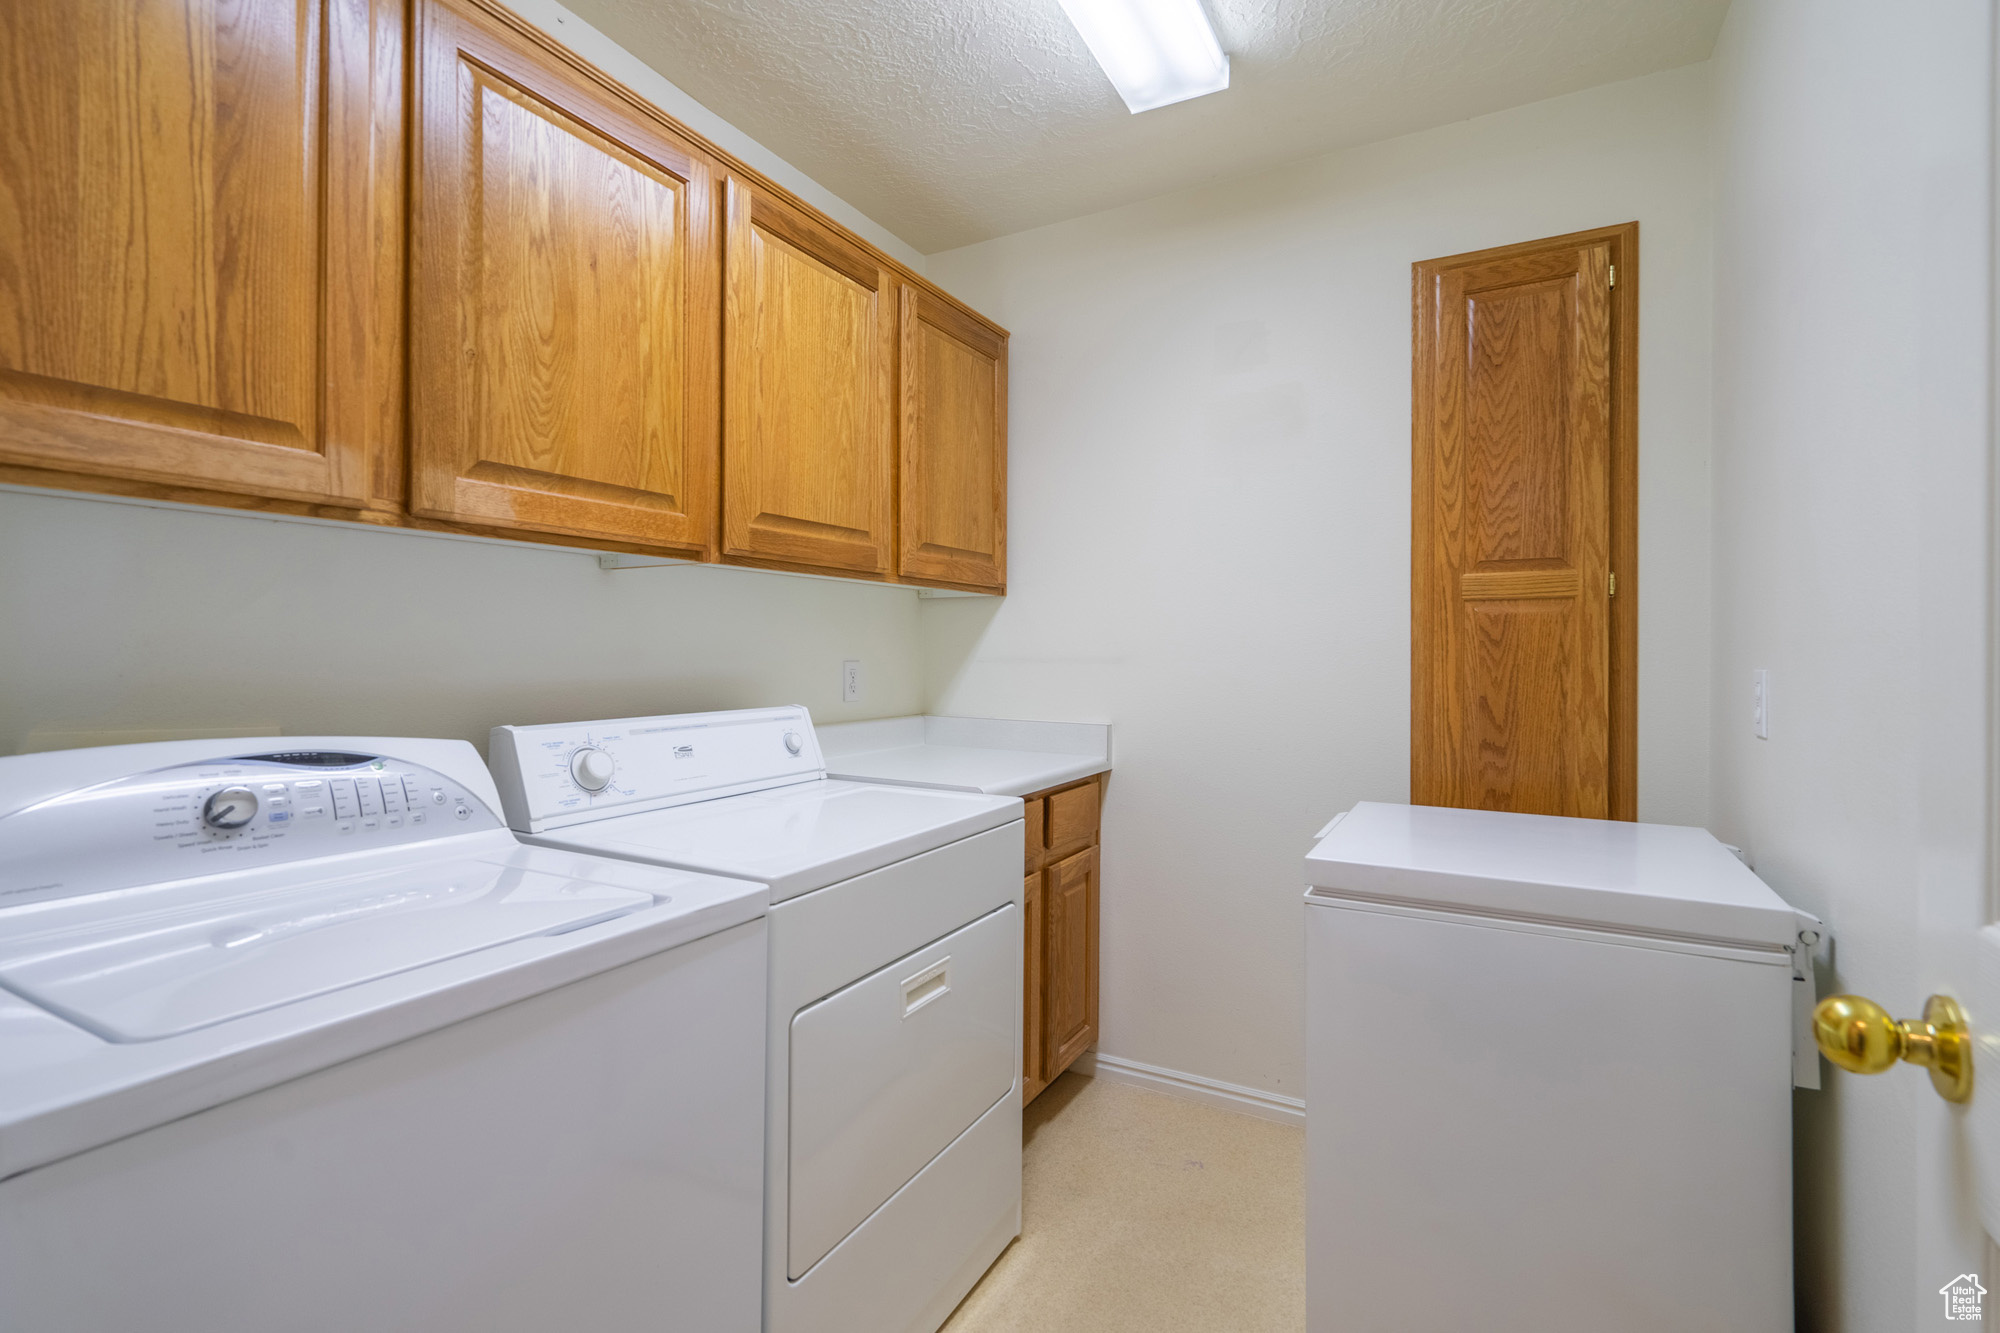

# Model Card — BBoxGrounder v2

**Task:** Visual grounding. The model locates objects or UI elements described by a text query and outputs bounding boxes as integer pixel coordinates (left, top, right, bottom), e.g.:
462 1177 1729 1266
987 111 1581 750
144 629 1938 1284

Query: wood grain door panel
1022 797 1045 874
1044 779 1100 862
1045 846 1098 1078
412 0 719 552
1022 870 1047 1104
723 177 893 574
1413 226 1633 818
0 0 403 506
899 285 1006 590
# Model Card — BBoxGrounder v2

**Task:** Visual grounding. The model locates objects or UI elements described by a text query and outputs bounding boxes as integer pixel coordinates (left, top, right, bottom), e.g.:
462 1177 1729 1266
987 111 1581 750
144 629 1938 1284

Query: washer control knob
202 786 259 830
784 731 803 756
570 747 616 792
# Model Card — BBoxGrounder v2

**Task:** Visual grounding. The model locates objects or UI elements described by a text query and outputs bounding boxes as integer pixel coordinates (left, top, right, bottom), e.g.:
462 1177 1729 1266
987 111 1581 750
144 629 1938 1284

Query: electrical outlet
1752 668 1769 739
842 659 862 703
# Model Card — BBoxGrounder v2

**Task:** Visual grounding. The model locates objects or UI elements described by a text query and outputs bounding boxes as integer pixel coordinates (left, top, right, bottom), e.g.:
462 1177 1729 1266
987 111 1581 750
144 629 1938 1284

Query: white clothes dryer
490 707 1024 1333
0 737 768 1333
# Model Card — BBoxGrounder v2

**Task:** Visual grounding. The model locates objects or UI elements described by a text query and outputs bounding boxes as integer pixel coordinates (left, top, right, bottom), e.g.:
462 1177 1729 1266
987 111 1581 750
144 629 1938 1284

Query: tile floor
941 1071 1306 1332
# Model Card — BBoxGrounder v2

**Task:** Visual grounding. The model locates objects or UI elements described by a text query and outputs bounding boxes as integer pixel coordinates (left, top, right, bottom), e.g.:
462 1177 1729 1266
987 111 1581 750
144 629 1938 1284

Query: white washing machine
0 737 768 1333
489 707 1023 1333
1303 801 1816 1332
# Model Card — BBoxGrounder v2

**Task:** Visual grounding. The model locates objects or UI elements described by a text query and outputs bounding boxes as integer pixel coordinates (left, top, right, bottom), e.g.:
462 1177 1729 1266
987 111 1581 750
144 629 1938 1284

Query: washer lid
1304 802 1798 951
0 840 662 1042
527 778 1020 902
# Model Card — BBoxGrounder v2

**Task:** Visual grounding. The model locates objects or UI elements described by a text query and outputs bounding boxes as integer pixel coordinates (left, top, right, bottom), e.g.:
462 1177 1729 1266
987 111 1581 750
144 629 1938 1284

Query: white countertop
817 716 1112 797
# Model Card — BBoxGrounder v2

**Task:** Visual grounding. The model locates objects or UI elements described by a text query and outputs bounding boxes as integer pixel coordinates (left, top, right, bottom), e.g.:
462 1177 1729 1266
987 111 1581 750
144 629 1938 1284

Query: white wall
1707 3 1993 1327
0 490 923 753
921 64 1717 1101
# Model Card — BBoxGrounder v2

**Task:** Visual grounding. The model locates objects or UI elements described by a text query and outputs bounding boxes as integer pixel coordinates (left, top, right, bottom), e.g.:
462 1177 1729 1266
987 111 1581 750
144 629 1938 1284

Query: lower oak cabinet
1021 775 1103 1105
409 0 722 556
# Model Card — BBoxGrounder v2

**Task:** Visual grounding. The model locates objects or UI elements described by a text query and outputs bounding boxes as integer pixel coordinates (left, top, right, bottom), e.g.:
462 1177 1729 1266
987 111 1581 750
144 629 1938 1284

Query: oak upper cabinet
898 286 1007 592
4 0 1007 581
722 177 895 576
0 0 405 510
410 0 721 555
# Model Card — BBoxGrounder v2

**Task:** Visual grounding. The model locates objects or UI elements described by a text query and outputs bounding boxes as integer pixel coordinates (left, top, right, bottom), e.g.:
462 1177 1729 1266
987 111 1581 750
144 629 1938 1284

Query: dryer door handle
901 958 951 1018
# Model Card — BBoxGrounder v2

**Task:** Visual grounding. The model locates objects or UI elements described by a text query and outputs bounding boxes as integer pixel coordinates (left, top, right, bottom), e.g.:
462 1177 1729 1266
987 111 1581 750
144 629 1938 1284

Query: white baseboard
1072 1051 1305 1127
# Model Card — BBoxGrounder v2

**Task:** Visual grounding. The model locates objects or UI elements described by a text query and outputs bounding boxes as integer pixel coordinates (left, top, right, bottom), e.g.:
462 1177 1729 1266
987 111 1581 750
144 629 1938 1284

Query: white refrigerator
1304 802 1810 1332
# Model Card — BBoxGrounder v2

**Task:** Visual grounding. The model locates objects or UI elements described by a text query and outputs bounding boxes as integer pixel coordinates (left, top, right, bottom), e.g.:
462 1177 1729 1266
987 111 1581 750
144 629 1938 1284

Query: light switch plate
1753 668 1769 739
842 660 862 703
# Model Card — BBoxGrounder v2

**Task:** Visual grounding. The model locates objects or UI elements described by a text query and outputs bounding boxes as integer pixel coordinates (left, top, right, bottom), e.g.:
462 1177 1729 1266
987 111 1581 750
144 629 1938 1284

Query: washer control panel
490 705 824 833
0 750 502 908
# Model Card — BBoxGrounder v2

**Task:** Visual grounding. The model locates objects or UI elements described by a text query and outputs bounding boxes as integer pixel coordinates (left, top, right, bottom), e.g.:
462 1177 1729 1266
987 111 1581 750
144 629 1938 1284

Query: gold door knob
1811 993 1972 1103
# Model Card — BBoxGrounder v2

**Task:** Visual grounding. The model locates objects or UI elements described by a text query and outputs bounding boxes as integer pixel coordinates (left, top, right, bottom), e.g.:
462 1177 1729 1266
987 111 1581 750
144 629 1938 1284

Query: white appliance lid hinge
1312 809 1352 842
1789 910 1829 1091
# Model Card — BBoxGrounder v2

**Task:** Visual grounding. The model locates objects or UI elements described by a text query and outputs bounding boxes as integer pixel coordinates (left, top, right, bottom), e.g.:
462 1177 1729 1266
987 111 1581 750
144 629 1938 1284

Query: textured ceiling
560 0 1728 253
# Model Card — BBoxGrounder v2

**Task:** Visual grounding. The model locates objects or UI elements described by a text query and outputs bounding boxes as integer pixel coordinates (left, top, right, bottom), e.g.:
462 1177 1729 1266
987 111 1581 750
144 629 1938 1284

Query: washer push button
294 780 327 819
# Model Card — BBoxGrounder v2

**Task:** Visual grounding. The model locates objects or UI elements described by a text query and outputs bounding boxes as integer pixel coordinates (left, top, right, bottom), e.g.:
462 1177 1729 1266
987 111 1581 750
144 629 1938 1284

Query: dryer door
787 902 1019 1279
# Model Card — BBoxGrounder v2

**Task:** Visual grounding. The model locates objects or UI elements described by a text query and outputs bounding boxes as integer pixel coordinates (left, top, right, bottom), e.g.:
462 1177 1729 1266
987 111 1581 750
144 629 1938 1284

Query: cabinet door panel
412 0 719 552
899 286 1006 590
723 178 893 574
1044 779 1100 863
0 0 402 505
1045 847 1098 1078
1022 871 1048 1106
1022 797 1045 874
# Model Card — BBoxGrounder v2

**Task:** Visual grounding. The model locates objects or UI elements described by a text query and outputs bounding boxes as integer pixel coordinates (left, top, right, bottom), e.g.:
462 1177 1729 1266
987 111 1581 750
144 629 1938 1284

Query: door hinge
1608 571 1617 597
1608 264 1616 289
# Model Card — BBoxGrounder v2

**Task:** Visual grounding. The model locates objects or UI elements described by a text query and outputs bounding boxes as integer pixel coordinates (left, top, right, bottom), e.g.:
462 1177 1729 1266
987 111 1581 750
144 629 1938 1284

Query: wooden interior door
1044 846 1099 1076
411 0 720 554
898 285 1007 591
1411 224 1637 819
0 0 404 508
722 177 894 575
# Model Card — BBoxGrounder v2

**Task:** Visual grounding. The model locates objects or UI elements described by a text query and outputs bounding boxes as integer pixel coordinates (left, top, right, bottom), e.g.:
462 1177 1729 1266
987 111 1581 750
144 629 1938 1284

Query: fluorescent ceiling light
1056 0 1230 114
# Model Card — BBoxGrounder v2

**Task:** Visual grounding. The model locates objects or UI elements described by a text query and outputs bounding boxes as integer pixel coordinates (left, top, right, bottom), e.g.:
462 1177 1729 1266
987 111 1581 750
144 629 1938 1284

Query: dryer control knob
784 731 803 756
570 747 615 792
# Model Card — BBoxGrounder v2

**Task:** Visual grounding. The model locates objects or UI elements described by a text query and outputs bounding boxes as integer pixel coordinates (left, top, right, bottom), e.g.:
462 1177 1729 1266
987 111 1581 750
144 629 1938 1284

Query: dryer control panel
490 706 825 833
0 751 502 908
